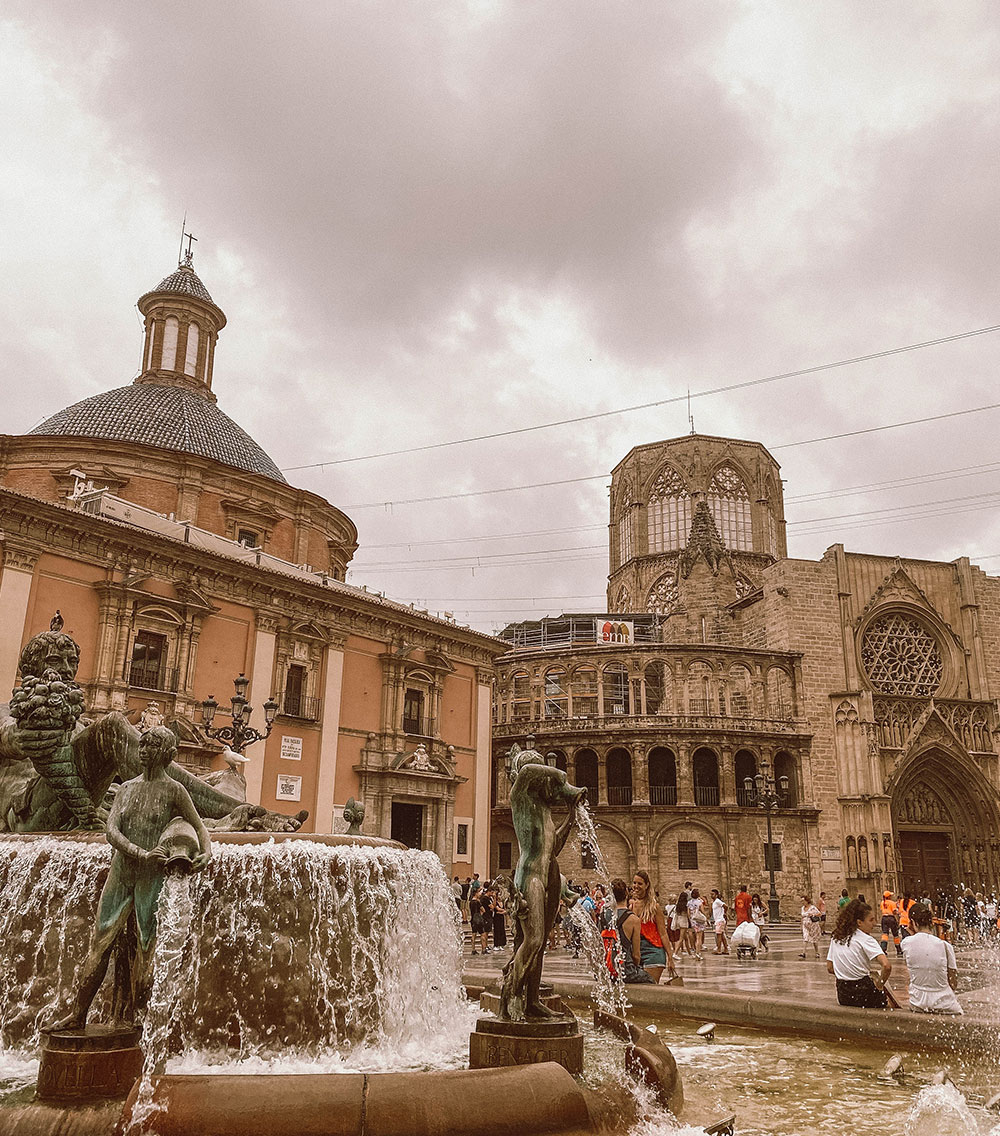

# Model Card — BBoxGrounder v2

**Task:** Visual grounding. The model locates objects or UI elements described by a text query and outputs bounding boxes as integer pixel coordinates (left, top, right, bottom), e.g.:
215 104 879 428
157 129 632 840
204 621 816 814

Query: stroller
731 920 761 960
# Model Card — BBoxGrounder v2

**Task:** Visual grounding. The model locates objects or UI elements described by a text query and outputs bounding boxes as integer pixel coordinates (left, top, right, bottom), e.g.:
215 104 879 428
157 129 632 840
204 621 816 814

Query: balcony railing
694 785 720 807
650 784 677 806
736 787 755 807
495 710 801 737
126 662 179 693
606 785 633 806
278 693 322 721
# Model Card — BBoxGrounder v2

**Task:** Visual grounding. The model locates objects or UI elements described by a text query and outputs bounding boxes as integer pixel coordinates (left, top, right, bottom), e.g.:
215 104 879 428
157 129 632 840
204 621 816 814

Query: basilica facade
0 253 504 874
491 433 1000 910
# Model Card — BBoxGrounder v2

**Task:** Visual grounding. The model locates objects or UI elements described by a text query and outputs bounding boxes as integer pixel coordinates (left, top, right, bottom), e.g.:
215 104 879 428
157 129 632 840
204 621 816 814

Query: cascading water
0 837 475 1084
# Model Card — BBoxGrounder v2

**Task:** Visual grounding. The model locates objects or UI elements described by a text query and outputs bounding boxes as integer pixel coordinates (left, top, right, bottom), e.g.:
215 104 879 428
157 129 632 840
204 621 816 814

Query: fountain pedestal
36 1025 143 1102
469 1015 584 1074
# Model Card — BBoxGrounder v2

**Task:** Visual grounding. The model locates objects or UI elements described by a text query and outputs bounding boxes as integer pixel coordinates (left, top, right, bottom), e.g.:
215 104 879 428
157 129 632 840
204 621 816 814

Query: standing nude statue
499 745 586 1021
53 726 211 1029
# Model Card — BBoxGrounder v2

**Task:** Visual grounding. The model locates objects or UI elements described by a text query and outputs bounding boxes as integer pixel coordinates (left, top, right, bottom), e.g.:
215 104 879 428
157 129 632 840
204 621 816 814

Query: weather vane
178 214 198 266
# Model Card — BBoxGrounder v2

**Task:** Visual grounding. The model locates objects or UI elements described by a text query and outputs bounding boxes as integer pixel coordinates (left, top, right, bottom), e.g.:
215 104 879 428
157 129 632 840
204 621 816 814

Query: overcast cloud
2 3 998 632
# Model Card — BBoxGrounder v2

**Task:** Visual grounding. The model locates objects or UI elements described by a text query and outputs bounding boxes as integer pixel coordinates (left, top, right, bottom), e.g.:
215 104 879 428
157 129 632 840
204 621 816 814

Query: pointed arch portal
891 746 1000 895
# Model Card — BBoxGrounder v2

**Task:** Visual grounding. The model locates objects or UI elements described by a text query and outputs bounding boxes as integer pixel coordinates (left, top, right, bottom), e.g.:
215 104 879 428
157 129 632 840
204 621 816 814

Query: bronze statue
52 727 211 1028
343 797 365 836
0 629 306 834
499 743 586 1021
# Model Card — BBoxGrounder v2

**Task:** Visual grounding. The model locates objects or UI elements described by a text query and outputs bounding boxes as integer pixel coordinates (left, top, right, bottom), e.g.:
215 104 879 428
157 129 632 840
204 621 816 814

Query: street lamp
743 757 789 923
201 673 278 753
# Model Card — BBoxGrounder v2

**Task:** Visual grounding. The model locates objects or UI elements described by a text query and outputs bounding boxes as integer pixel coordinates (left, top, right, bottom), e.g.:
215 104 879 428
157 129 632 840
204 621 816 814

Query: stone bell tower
606 433 786 643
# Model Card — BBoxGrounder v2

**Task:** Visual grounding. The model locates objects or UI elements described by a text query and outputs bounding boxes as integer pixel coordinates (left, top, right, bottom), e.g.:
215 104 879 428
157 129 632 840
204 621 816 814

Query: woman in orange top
630 870 675 983
897 893 915 941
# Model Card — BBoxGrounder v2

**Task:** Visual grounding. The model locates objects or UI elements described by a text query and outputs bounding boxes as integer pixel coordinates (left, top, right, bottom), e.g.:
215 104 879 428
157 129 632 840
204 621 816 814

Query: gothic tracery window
645 568 679 615
647 466 692 553
861 612 944 697
707 465 752 551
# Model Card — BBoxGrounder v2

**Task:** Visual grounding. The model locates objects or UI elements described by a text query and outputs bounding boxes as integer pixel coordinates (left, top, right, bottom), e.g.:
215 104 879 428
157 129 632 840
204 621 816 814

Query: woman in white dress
901 903 962 1014
688 887 708 961
800 894 822 959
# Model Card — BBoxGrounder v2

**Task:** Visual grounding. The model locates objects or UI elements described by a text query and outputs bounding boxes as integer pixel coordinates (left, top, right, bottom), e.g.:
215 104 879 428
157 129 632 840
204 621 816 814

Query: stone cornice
0 487 505 661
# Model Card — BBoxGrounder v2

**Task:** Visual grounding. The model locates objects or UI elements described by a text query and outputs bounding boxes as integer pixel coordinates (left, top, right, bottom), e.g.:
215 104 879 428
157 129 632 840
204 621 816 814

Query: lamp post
743 757 789 923
201 673 278 753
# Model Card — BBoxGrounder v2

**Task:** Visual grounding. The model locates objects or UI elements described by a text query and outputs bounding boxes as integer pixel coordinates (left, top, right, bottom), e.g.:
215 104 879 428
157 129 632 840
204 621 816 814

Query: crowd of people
455 870 980 1016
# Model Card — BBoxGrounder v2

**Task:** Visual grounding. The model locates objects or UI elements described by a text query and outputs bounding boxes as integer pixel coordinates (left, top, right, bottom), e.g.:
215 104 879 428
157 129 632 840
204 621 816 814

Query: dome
142 263 215 305
30 383 287 483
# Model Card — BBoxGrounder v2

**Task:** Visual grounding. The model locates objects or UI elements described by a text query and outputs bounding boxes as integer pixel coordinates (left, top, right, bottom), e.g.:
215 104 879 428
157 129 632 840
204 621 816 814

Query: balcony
278 692 322 721
694 785 720 807
606 785 633 806
126 662 179 693
494 710 802 739
650 784 677 806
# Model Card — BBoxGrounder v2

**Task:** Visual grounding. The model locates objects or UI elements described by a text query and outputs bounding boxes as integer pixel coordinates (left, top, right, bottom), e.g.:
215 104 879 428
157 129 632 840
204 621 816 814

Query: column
633 744 649 804
0 545 38 693
676 743 694 805
597 753 608 807
314 634 347 834
473 674 492 877
244 616 278 807
720 745 736 805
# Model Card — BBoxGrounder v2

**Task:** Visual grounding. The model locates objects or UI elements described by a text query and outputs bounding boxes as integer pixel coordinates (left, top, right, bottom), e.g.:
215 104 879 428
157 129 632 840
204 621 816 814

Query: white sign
276 774 302 801
280 736 303 761
821 846 842 860
596 618 634 644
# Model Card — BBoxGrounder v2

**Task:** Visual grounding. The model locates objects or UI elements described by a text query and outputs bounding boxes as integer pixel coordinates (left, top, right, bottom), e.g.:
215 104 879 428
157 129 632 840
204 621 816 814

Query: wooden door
898 830 951 895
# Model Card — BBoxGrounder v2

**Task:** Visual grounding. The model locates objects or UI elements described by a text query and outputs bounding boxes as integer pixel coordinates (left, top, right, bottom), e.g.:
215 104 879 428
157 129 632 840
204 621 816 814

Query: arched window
728 665 752 716
603 663 630 716
693 747 719 807
707 465 752 551
543 667 567 718
735 750 757 807
575 749 599 804
645 569 678 615
647 466 692 553
511 671 531 721
184 321 200 376
846 837 858 876
648 747 676 805
644 662 667 714
687 661 714 716
606 748 633 806
614 584 631 612
161 316 179 371
766 667 793 718
616 479 635 568
571 666 598 717
774 751 798 807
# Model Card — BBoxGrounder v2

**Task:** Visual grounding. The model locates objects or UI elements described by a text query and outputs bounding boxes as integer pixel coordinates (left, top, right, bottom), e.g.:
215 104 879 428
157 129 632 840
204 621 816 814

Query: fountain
2 631 691 1136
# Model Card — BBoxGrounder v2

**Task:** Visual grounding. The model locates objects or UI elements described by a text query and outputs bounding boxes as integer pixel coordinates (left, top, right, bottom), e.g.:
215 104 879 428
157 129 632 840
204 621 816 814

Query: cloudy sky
3 3 998 633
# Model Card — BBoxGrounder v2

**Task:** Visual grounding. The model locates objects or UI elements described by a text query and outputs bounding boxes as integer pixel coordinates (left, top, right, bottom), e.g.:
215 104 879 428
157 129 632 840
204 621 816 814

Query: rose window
646 570 679 615
861 613 943 696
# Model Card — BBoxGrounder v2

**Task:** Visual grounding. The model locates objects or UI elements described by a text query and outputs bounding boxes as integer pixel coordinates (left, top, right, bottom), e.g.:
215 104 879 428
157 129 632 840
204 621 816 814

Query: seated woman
826 899 891 1008
901 903 962 1014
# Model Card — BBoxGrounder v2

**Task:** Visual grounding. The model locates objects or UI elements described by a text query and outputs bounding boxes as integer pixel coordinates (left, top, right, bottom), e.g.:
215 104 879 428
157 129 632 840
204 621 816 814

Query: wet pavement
462 922 1000 1023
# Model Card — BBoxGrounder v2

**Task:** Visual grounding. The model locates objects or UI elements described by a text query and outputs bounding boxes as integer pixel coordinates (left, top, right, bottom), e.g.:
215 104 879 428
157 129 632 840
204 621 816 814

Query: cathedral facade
491 433 1000 909
0 253 504 874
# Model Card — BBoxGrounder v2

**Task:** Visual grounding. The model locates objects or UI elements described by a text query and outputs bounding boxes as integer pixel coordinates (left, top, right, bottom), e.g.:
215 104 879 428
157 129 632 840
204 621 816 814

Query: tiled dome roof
144 263 215 304
30 383 287 483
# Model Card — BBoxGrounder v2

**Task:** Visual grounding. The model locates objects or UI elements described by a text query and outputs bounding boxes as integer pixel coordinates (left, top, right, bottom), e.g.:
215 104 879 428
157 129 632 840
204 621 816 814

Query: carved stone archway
890 745 1000 896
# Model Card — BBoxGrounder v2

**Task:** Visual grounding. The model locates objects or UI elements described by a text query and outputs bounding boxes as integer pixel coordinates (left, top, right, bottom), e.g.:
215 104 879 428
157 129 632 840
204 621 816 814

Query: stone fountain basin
0 832 404 849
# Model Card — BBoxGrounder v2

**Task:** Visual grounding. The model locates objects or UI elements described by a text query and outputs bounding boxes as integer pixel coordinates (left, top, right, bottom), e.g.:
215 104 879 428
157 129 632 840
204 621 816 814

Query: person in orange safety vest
880 891 902 957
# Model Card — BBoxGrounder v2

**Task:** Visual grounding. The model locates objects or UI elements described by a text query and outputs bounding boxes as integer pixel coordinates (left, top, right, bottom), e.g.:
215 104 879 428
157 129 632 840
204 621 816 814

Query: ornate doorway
890 744 1000 896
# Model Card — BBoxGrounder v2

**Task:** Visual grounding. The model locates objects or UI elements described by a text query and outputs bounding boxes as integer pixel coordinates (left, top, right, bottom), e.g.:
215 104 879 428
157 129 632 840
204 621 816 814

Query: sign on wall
276 774 302 801
280 736 303 761
596 619 634 644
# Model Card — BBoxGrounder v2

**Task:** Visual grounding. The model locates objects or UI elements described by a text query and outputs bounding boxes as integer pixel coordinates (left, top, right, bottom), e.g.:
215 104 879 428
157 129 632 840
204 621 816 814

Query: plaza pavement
461 923 1000 1054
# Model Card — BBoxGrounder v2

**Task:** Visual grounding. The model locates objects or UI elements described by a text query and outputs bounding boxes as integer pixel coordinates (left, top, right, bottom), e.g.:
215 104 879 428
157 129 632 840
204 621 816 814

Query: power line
283 323 1000 472
341 400 1000 510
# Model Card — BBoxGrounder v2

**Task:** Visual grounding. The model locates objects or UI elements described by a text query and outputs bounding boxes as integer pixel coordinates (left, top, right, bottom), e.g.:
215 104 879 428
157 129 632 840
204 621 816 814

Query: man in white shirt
711 888 729 954
901 903 962 1014
826 899 891 1008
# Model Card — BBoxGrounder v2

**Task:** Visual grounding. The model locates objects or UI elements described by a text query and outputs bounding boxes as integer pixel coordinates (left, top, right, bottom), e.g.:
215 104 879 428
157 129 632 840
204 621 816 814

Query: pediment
858 561 937 624
884 705 970 788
